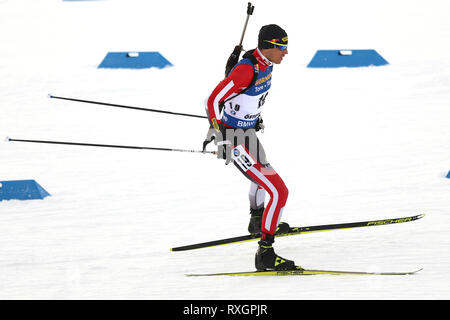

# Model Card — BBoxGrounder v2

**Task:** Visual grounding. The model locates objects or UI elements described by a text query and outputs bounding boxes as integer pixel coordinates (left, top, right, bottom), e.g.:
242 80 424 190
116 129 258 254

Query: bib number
231 145 256 171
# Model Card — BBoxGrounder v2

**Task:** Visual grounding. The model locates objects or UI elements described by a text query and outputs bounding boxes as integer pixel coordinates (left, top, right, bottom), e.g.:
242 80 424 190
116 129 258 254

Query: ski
171 214 425 251
186 267 423 277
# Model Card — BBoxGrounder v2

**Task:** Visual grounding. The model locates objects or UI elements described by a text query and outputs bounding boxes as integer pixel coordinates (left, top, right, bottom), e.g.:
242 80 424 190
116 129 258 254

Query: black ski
171 214 425 251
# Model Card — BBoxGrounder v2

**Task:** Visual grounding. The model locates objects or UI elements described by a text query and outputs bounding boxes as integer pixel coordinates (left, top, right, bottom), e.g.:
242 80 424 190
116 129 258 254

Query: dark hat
258 24 288 49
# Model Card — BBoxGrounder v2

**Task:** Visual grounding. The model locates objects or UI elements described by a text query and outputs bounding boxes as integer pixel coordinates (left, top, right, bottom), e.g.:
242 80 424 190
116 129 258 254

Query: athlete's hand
202 124 233 164
255 117 265 132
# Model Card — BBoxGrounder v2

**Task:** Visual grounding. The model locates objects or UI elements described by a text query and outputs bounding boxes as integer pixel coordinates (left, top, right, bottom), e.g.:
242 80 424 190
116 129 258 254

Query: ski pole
48 94 208 120
6 137 216 155
225 2 255 76
239 2 255 47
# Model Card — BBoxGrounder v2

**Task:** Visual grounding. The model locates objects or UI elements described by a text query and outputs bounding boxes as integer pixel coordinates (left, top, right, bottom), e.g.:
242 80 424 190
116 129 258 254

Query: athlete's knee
267 179 288 206
265 174 288 205
278 183 289 204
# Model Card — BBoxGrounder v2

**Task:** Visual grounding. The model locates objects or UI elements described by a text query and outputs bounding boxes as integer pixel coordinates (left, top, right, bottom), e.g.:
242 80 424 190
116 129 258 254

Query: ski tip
413 268 424 274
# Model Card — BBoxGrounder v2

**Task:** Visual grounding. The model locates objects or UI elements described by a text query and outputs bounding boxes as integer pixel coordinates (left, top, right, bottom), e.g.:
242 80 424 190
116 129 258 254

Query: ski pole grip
247 2 255 15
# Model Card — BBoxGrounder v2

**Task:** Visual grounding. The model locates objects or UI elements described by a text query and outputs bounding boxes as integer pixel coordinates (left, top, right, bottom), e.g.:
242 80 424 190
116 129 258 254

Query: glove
255 117 265 132
202 124 233 164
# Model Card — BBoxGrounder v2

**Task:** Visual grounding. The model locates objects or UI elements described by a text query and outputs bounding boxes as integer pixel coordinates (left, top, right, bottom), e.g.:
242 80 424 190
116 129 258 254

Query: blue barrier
307 50 389 68
0 180 51 201
98 52 173 69
446 171 450 179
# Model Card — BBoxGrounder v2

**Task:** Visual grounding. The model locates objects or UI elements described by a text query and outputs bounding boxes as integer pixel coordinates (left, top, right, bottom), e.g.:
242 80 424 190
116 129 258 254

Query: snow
1 0 450 300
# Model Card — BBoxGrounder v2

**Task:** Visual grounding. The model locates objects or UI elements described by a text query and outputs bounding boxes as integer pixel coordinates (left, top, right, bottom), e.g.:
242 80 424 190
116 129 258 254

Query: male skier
204 24 298 271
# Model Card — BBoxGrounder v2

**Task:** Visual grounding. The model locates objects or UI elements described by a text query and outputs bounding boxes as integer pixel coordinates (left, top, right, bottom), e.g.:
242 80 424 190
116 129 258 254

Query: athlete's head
258 24 288 64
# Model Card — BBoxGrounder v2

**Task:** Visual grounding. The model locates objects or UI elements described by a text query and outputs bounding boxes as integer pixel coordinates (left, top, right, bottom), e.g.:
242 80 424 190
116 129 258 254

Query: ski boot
248 207 264 234
255 234 297 271
248 207 291 234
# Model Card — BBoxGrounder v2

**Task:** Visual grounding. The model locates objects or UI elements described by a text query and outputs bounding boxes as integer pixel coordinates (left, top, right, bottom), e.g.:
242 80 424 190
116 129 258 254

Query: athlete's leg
245 162 289 236
249 182 265 210
229 129 296 270
231 136 289 236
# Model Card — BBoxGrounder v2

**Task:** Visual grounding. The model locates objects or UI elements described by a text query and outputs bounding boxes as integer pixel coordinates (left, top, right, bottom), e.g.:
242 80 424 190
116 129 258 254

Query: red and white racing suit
205 48 289 238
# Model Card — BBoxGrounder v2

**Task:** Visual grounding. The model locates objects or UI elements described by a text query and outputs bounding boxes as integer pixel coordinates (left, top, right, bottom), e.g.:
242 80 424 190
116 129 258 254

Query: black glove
255 117 265 132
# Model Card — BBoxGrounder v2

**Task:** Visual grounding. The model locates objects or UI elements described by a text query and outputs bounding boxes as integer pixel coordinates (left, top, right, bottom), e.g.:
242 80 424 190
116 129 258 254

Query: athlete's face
262 47 288 64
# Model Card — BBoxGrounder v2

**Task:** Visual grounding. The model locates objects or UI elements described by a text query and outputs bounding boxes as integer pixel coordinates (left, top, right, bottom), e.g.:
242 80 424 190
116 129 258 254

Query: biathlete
204 24 298 271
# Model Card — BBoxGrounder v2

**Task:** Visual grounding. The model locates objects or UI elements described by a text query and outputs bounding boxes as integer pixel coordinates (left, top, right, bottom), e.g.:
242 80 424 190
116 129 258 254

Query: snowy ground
1 0 450 300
